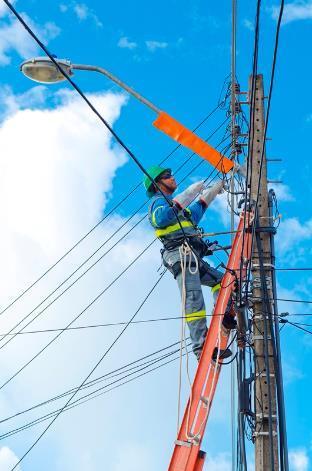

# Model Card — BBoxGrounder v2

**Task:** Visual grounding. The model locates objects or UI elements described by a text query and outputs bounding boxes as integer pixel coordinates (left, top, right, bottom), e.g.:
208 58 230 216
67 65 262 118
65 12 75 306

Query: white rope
176 242 197 436
191 313 223 440
192 228 247 440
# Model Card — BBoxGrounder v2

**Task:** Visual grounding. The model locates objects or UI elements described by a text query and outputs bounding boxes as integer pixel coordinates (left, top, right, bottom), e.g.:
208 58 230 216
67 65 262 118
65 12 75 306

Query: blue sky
0 1 311 470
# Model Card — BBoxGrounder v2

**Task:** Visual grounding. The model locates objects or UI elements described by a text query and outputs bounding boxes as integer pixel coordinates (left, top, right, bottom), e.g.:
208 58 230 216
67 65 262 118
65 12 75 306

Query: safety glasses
158 171 173 180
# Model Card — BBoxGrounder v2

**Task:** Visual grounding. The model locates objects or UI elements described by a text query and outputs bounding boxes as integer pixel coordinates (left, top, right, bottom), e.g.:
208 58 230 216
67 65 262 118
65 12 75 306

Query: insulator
234 125 241 137
234 102 242 113
235 143 243 154
234 83 241 94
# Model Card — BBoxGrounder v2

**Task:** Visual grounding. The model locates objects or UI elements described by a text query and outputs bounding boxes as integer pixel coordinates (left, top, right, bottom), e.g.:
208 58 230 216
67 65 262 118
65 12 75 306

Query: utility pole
249 74 279 470
230 2 237 469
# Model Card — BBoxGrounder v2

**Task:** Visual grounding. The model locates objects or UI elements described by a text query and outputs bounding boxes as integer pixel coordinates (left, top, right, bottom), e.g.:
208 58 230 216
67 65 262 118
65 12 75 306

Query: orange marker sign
153 112 234 174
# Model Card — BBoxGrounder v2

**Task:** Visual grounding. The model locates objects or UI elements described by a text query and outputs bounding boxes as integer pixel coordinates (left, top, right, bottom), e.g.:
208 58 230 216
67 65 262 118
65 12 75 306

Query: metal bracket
175 440 192 448
253 335 272 340
256 413 277 419
189 434 201 445
200 396 209 407
252 263 275 270
253 431 278 437
253 315 270 321
259 372 275 378
255 226 277 235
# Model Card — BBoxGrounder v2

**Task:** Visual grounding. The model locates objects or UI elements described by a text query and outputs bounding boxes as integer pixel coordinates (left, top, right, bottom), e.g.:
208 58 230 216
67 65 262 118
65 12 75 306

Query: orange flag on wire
153 112 234 174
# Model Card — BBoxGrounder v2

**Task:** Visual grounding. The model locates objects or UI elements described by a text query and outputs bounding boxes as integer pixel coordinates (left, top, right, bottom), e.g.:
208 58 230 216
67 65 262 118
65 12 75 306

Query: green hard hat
143 166 171 198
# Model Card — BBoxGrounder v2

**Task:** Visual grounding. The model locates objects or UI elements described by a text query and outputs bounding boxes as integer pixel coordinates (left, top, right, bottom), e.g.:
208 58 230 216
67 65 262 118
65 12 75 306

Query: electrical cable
8 269 170 470
0 1 233 336
238 0 262 305
253 296 312 304
255 230 279 470
268 190 289 470
244 0 285 306
0 313 234 337
0 338 191 428
0 98 229 320
0 240 159 392
2 3 241 346
280 320 312 336
0 123 230 352
0 343 192 441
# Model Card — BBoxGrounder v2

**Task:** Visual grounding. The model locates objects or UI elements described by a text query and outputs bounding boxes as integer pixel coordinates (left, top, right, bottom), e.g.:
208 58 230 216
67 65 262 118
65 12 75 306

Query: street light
20 56 234 174
20 57 73 84
20 56 160 113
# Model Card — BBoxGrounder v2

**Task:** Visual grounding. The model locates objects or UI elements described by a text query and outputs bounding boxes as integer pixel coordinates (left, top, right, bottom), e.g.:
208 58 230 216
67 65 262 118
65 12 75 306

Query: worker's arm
149 197 182 228
187 200 207 225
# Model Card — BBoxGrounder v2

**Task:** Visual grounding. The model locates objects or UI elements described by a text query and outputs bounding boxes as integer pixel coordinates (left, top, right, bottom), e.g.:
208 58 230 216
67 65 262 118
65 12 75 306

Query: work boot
222 314 237 330
195 347 232 362
212 347 232 361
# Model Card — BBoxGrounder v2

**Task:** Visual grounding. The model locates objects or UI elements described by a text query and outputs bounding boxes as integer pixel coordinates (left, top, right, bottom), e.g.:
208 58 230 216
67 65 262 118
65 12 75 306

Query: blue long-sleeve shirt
148 192 206 237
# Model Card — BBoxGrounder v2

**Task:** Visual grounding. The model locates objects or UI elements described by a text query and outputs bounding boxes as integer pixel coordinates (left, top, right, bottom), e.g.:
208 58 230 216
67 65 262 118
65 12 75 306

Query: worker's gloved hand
173 181 205 209
199 180 224 208
233 162 247 178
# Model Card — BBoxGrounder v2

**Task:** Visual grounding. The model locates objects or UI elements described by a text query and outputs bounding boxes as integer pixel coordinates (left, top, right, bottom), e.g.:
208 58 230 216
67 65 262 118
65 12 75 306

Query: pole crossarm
168 210 254 471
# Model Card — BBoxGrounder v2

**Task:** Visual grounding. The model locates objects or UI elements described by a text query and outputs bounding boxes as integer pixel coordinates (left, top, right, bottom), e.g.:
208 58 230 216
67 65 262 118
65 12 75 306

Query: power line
280 313 312 317
0 104 226 320
0 343 191 441
0 240 159 392
245 0 285 301
0 123 230 352
0 0 231 324
275 268 312 271
0 338 190 428
0 313 232 336
252 296 312 304
3 2 235 353
279 319 312 336
8 269 167 470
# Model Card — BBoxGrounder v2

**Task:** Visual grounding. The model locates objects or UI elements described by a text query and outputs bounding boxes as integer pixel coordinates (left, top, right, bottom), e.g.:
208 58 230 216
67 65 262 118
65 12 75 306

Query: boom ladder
168 210 253 471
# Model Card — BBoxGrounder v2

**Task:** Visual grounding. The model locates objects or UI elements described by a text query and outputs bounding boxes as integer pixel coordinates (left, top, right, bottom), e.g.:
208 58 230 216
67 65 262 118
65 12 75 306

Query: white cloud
118 36 137 50
271 183 294 202
0 84 49 119
146 40 168 52
306 113 312 122
0 11 60 65
60 2 103 27
59 4 68 13
289 449 309 471
276 217 312 255
0 447 21 470
271 1 312 25
0 0 16 18
0 88 129 300
243 18 254 31
210 191 238 228
0 87 242 470
204 452 231 470
283 362 304 385
0 86 188 470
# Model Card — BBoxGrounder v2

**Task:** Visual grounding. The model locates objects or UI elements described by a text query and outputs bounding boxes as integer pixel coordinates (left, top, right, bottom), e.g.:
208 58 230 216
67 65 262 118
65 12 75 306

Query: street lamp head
20 57 73 84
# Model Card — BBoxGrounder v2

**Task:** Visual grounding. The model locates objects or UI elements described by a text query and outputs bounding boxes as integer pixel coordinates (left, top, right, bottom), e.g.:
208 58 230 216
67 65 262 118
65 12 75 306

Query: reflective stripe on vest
211 283 221 294
155 220 193 238
185 309 206 323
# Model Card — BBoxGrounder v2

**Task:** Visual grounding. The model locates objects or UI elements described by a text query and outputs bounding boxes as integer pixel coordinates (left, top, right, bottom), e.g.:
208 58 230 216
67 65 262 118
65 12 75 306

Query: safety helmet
143 166 171 197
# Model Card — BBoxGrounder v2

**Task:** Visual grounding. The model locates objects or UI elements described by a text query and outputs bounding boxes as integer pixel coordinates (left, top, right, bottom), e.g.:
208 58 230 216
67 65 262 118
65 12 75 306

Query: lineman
145 166 236 361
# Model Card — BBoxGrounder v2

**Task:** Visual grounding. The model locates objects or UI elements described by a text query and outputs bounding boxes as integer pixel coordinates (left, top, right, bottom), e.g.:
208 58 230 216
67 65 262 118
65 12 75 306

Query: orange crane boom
168 210 253 471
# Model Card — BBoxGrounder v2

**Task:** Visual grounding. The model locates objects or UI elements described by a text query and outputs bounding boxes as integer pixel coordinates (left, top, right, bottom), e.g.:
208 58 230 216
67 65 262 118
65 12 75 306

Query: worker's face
157 171 177 194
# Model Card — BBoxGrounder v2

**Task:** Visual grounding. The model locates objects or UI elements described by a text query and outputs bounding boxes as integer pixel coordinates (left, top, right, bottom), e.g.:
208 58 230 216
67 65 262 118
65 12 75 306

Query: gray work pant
163 249 223 358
